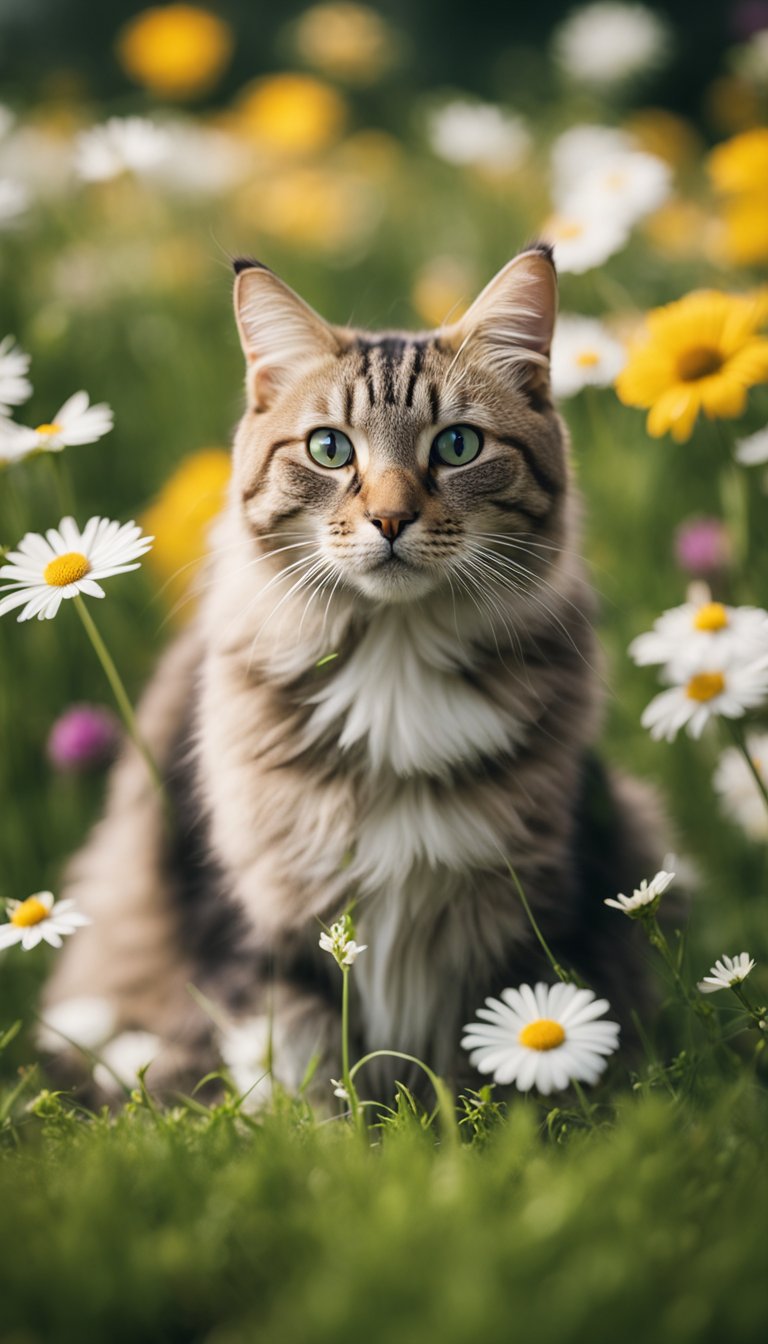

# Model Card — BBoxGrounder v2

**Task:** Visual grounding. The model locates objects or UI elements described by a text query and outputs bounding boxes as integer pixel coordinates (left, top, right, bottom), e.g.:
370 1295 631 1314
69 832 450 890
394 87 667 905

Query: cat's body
44 249 663 1101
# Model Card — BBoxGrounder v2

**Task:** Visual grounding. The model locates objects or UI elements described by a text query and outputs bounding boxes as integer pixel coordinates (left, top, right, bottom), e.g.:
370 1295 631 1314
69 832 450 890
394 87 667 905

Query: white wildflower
427 100 530 172
713 735 768 841
0 892 90 951
553 3 672 88
697 953 755 994
604 868 675 916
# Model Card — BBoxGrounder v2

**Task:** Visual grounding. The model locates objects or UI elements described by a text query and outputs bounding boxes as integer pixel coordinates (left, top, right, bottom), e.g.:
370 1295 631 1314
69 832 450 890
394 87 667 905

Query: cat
42 244 664 1103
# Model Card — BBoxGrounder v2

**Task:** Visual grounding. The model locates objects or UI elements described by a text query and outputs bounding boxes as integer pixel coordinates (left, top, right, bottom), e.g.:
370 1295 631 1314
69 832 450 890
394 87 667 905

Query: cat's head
231 248 567 605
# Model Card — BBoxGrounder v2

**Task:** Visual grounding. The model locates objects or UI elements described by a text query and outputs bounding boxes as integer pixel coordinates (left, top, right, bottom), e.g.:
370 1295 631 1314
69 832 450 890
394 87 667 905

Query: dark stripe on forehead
343 381 354 425
428 382 440 425
358 346 376 407
376 337 407 405
498 434 562 498
404 342 425 408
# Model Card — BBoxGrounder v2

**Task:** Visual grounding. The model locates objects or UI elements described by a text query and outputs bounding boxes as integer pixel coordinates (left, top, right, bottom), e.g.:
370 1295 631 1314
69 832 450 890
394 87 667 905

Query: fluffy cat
43 246 663 1102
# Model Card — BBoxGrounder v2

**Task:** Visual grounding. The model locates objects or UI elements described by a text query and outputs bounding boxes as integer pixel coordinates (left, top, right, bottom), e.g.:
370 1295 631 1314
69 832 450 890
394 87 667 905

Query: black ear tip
232 256 270 276
524 240 556 270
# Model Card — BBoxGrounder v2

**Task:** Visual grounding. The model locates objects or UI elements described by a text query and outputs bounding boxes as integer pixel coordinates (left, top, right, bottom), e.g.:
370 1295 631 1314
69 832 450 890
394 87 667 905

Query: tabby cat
44 245 663 1101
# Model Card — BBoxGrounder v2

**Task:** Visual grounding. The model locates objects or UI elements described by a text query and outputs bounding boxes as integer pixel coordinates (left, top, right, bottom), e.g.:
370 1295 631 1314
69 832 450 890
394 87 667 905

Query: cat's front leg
215 979 343 1111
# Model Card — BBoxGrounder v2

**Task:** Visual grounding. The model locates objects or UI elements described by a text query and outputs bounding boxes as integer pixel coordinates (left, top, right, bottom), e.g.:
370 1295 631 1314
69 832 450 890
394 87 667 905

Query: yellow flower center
10 896 51 928
686 671 726 702
555 221 584 241
43 551 90 587
576 349 601 368
677 346 723 382
693 601 729 632
518 1018 566 1051
34 422 63 436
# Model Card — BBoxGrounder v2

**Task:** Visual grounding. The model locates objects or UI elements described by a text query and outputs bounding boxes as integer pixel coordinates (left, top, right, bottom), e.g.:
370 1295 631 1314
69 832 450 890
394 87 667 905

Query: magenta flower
673 517 731 577
47 703 119 771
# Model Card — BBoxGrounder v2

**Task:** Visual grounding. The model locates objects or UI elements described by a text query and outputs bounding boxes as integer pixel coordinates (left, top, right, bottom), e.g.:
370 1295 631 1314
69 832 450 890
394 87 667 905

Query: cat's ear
233 259 340 410
445 245 557 389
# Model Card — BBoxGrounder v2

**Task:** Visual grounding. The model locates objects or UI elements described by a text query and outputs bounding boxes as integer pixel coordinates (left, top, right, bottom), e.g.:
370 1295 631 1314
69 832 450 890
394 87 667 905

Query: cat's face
232 250 566 605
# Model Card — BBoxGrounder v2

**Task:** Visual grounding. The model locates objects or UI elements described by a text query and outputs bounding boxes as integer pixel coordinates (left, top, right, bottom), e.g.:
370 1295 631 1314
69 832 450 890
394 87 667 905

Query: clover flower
46 703 119 771
0 892 90 951
697 953 756 994
604 868 676 917
462 982 620 1095
0 516 153 622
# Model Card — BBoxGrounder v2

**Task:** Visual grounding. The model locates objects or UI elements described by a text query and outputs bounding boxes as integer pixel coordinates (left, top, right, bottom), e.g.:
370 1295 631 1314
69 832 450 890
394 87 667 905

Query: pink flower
47 703 119 771
673 517 731 577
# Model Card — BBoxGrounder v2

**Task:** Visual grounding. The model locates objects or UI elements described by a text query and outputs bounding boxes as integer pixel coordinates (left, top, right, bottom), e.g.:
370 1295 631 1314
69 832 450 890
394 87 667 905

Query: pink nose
368 511 418 542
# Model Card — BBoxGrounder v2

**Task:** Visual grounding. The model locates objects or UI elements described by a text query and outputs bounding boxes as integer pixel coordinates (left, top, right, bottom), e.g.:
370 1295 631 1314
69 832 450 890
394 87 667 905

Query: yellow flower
410 257 473 327
236 74 347 156
141 449 231 612
116 5 233 99
235 167 377 251
624 108 700 168
291 3 397 85
615 290 768 443
717 194 768 266
708 127 768 194
642 198 713 259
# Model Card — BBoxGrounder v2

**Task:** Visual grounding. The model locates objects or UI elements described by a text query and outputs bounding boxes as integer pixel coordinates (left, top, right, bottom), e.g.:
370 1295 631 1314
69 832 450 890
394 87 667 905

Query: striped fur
43 249 664 1102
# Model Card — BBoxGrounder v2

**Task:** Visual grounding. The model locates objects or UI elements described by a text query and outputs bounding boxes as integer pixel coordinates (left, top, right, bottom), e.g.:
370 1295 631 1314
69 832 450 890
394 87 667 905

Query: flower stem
502 857 571 984
571 1078 597 1129
349 1049 459 1146
726 719 768 821
341 968 363 1133
643 915 719 1039
73 595 168 808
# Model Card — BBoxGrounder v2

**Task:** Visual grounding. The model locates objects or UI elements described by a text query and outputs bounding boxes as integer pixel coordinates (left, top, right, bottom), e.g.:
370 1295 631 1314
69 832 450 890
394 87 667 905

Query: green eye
307 427 354 469
431 424 483 467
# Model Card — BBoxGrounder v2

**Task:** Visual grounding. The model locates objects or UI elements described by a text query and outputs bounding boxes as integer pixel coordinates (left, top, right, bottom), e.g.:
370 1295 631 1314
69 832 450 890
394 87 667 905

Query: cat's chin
347 560 440 604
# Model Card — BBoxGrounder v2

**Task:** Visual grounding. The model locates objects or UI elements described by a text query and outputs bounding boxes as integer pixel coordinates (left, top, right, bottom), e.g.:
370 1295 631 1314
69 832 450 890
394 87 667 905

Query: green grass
1 1084 766 1344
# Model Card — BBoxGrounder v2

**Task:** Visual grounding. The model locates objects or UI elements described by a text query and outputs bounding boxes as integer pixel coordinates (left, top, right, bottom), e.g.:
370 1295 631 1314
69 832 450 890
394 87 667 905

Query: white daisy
0 335 32 417
93 1031 162 1093
0 515 153 622
735 425 768 467
550 124 637 199
0 177 28 226
552 3 671 88
319 916 367 968
641 658 768 742
697 953 756 995
550 315 626 398
74 116 172 182
713 735 768 841
629 601 768 680
541 209 629 275
0 892 90 951
0 389 113 463
426 100 530 172
562 151 672 229
604 868 676 916
37 996 117 1054
462 982 620 1095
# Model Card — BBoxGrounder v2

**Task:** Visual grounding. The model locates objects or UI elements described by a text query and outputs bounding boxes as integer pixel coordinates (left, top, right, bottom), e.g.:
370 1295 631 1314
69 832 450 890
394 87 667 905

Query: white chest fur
303 603 523 778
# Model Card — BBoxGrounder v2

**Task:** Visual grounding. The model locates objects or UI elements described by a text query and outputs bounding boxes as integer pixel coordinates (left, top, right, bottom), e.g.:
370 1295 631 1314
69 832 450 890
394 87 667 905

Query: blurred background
1 0 768 1053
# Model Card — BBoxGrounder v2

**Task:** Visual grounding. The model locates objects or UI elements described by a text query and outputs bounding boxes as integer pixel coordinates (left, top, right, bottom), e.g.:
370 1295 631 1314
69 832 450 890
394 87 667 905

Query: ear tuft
232 256 269 275
234 266 339 410
523 239 556 269
444 247 558 387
